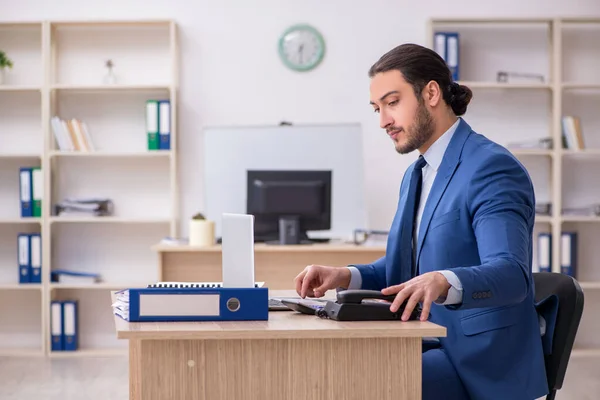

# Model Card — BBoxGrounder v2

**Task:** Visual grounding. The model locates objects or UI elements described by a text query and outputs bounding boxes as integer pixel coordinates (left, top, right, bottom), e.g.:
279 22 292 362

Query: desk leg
130 337 421 400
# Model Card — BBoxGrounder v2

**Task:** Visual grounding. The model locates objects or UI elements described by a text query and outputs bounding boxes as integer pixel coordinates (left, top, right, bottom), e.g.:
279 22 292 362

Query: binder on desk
560 232 577 277
112 283 268 322
63 300 78 351
537 232 552 273
19 167 32 218
51 301 64 351
158 100 171 150
29 233 41 283
17 233 30 283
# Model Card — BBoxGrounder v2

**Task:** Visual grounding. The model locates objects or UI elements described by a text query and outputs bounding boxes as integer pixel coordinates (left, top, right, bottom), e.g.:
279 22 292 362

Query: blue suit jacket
353 119 548 400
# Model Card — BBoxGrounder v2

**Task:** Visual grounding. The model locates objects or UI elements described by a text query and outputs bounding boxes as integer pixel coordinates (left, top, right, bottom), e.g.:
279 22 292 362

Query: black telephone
316 289 422 321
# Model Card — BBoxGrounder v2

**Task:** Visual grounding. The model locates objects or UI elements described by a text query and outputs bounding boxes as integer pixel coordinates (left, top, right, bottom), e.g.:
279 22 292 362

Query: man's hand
381 272 451 321
294 265 351 298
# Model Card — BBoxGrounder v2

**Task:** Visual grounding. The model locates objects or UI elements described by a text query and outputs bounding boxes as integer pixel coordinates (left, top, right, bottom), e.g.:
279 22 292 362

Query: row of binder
146 99 171 151
18 233 42 284
433 31 459 81
537 232 577 277
19 167 43 218
51 300 78 351
50 116 96 152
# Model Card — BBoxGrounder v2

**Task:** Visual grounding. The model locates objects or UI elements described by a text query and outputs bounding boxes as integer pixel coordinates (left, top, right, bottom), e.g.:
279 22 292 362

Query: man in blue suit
294 43 548 400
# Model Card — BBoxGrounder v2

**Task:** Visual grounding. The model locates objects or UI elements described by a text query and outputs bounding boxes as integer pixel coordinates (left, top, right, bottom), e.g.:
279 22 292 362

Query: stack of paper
112 290 130 321
53 197 114 217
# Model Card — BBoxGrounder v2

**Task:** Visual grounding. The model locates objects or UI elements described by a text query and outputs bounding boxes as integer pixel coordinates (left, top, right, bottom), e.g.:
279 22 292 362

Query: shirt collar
421 118 461 172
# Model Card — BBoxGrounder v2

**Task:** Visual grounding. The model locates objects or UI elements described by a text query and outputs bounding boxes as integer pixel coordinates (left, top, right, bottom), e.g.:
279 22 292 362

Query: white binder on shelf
560 232 577 277
29 233 41 283
17 233 30 283
51 301 64 351
63 301 78 351
537 232 551 273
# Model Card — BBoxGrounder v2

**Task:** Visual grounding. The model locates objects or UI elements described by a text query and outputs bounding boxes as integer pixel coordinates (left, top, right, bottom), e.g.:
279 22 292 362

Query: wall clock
278 24 325 72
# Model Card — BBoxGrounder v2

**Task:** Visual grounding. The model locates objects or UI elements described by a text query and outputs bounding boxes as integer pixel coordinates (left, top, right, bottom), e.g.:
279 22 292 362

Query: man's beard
395 99 435 154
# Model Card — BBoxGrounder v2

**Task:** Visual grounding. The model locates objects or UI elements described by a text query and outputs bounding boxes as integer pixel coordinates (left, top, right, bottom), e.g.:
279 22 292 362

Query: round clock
278 24 325 72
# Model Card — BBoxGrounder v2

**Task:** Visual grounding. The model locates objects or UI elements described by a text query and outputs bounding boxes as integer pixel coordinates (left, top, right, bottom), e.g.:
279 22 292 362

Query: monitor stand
258 216 314 245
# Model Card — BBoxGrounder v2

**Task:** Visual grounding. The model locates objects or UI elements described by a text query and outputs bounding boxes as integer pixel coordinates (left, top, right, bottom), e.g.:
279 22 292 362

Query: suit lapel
415 119 471 267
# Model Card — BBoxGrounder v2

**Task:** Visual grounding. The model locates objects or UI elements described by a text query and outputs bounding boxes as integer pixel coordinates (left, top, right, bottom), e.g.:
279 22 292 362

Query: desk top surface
113 290 446 340
151 242 386 253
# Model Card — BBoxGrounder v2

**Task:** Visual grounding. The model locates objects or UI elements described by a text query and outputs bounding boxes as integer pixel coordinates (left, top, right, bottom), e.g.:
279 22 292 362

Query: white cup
189 219 215 247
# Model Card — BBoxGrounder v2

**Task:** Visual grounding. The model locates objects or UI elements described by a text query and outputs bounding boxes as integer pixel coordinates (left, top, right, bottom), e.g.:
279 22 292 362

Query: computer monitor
246 170 332 244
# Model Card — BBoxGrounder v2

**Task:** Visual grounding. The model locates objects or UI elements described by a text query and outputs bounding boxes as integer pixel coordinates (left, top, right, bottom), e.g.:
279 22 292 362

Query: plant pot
189 219 215 247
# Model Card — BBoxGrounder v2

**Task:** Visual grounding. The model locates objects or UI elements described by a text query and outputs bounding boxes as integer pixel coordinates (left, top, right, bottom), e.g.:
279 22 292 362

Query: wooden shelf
458 81 552 90
579 281 600 290
50 83 171 92
0 19 179 357
50 216 171 224
50 282 146 290
0 283 42 290
48 347 127 358
0 85 41 92
49 150 171 158
0 348 44 357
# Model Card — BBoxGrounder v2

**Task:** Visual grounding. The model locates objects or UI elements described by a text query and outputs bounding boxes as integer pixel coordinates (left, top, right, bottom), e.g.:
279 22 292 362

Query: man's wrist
436 271 452 298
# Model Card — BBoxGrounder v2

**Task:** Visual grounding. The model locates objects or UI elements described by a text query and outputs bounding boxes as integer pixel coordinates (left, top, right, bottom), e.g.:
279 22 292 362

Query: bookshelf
0 19 178 357
428 17 600 358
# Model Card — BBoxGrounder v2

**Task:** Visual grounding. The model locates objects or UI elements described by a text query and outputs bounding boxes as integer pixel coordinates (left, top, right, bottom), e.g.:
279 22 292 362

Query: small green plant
0 51 13 69
192 212 206 220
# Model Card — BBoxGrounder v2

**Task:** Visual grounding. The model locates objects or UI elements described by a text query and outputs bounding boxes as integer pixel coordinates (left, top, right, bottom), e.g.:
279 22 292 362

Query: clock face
278 24 325 71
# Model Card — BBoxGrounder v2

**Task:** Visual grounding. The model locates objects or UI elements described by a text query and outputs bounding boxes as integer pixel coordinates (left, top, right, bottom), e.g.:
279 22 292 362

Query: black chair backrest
533 272 584 393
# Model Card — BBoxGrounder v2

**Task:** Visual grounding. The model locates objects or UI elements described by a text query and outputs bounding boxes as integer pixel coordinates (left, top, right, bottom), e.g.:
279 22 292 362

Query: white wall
2 0 600 235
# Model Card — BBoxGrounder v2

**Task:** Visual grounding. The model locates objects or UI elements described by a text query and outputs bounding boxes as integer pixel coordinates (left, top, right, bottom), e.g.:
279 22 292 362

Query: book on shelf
51 300 79 352
18 232 41 284
19 166 42 218
50 116 96 152
146 99 171 151
562 115 585 150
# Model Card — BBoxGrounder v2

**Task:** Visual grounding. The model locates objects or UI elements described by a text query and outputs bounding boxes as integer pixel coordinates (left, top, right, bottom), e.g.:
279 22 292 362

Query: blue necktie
399 155 427 282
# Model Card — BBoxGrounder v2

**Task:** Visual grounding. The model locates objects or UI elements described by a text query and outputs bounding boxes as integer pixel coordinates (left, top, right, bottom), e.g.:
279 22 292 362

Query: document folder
112 284 268 322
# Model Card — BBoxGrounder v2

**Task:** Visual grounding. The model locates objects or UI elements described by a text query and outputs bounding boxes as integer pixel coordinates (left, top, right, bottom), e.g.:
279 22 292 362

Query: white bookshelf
429 17 600 358
0 19 178 357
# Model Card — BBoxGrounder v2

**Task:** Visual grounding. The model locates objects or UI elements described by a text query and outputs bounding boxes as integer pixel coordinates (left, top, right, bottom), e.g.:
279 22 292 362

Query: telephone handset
317 289 422 321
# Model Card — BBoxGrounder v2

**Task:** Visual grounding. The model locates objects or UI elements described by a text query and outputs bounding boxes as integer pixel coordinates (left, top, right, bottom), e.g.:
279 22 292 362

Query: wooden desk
151 242 386 289
114 290 446 400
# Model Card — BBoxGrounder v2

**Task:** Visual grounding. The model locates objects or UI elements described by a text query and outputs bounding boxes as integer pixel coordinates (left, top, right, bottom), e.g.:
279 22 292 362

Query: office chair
533 272 584 400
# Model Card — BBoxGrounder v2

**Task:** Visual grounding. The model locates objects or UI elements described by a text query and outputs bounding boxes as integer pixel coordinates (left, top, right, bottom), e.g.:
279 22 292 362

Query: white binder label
18 235 29 265
146 101 158 133
447 36 458 67
32 168 43 201
139 294 220 316
159 101 170 133
561 234 571 267
31 235 41 268
20 170 31 201
51 303 62 335
64 303 75 335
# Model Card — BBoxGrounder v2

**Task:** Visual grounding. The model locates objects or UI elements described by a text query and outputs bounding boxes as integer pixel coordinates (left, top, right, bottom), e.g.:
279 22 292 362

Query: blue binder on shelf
560 231 577 277
433 31 460 81
51 301 64 351
113 283 268 322
17 233 30 283
29 233 41 283
158 99 171 150
19 167 33 218
62 300 78 351
537 232 552 273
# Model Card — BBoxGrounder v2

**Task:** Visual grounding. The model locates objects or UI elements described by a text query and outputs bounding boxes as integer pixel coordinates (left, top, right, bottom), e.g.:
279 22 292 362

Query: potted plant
189 212 215 247
0 51 13 85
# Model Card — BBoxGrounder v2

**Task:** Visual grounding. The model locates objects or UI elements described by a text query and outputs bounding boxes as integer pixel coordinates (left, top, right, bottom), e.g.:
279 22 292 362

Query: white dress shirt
347 118 464 305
